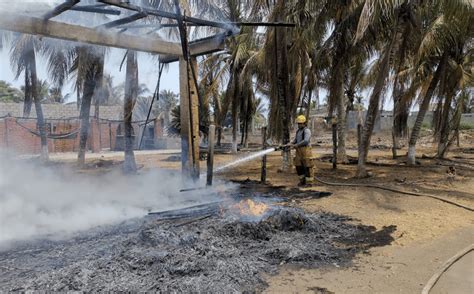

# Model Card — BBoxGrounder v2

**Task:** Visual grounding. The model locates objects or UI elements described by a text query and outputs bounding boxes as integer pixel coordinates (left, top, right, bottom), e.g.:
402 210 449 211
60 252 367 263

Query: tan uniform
294 146 314 169
292 127 314 184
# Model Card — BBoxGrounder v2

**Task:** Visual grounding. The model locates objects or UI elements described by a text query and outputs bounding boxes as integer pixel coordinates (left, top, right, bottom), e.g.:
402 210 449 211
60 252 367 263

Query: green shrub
421 121 432 129
459 122 474 130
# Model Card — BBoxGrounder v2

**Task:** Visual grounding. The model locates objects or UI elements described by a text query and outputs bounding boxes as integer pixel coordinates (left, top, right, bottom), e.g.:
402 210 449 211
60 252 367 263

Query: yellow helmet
296 115 306 124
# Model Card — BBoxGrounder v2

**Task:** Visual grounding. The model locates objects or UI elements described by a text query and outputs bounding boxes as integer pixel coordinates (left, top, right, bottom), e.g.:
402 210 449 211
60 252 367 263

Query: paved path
431 251 473 294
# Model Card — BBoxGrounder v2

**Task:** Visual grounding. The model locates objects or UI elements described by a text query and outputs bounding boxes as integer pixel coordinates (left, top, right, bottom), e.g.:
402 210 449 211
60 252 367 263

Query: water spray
213 148 276 174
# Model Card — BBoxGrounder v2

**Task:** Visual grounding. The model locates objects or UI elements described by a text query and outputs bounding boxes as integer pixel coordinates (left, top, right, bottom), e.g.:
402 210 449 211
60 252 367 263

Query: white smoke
0 152 228 248
0 0 62 15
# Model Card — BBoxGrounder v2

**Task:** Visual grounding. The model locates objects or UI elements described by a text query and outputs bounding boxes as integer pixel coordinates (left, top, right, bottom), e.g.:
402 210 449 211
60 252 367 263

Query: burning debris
227 199 270 219
0 194 396 292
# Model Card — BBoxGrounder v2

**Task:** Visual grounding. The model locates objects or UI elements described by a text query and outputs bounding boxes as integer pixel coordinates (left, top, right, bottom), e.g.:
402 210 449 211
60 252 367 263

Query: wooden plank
0 12 182 55
98 12 147 28
70 6 121 15
160 33 227 63
179 57 200 178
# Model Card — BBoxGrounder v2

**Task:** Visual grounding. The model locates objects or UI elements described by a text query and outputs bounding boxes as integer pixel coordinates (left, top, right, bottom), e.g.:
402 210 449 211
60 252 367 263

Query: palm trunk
328 34 347 163
391 76 407 158
217 127 222 146
336 90 348 163
275 23 291 170
123 50 138 173
437 91 454 158
357 36 395 177
305 89 312 120
213 91 223 146
230 69 240 154
231 92 238 153
407 52 448 165
23 69 33 117
391 18 413 159
27 41 48 161
77 67 96 166
77 48 102 166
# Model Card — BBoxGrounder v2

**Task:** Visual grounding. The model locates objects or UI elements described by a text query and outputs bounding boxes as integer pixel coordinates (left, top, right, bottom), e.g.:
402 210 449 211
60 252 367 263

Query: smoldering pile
0 205 396 292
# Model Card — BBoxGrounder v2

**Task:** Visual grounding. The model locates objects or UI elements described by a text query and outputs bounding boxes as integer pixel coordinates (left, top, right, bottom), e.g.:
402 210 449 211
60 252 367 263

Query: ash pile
0 199 395 292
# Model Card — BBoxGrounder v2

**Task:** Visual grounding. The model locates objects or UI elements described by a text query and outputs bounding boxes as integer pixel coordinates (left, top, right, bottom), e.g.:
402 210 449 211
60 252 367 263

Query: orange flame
231 199 269 216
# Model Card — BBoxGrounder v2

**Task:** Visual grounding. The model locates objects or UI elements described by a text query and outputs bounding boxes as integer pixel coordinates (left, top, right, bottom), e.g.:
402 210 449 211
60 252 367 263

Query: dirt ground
34 130 474 293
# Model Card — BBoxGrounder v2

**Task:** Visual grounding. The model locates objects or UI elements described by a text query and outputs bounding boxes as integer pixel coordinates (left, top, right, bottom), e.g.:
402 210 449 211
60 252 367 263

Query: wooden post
179 57 200 179
332 120 337 169
261 126 267 183
207 124 215 186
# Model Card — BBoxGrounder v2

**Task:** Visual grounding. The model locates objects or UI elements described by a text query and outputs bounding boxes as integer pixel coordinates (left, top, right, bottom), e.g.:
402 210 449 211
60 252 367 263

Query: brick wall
0 102 121 120
0 117 162 155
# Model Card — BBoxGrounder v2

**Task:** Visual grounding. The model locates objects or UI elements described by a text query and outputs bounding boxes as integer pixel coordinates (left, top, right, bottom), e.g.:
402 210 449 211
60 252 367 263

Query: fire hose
421 244 473 294
314 177 474 212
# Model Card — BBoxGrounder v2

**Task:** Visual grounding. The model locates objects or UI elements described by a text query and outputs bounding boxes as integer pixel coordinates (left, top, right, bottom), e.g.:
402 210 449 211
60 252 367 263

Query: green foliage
459 122 474 130
0 81 24 103
421 121 432 129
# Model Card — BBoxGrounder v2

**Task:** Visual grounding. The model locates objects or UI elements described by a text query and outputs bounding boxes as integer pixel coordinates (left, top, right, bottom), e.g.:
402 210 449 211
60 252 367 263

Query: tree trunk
123 50 138 173
305 89 312 121
231 92 238 153
26 41 48 161
328 35 347 163
23 68 33 117
213 91 222 146
391 79 407 158
336 90 348 163
407 52 448 165
357 36 395 177
437 91 454 158
77 49 99 166
275 24 291 171
217 127 222 146
77 76 96 166
230 69 240 154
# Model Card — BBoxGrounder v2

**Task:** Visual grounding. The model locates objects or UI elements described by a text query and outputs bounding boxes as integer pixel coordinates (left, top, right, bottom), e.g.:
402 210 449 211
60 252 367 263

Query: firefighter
290 115 313 185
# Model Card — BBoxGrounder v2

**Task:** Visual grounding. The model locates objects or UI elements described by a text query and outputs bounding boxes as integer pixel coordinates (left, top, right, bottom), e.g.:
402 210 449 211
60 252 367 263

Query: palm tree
319 0 365 164
354 0 412 177
253 97 267 130
407 0 472 165
241 0 321 168
10 34 49 160
70 46 105 166
198 1 259 153
158 90 179 130
435 17 473 158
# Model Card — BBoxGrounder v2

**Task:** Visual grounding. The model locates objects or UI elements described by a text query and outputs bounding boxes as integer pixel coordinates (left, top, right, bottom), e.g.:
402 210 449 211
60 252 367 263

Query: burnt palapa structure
0 0 293 179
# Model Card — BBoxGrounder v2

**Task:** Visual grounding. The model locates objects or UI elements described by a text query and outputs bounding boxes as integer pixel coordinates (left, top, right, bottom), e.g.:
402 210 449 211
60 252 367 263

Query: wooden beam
43 0 80 20
0 12 183 55
179 57 200 178
160 33 227 63
70 6 121 15
98 12 147 28
99 0 233 30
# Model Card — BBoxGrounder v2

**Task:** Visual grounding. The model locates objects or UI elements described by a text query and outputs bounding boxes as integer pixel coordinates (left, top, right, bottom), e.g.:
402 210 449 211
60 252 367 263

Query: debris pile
0 206 396 292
